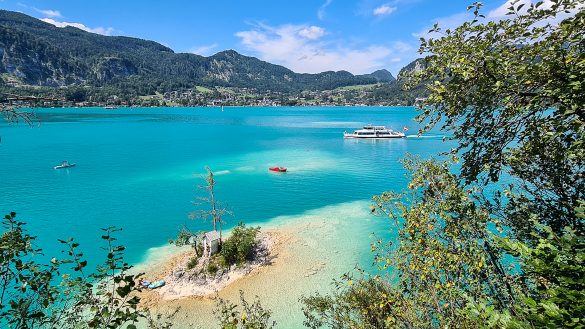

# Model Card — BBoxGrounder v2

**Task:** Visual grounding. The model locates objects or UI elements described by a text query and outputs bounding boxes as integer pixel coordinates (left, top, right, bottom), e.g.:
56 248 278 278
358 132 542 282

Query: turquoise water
0 106 451 270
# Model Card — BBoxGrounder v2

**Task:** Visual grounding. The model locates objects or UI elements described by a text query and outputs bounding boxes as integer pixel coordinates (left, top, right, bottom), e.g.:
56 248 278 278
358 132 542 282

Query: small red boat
269 167 287 172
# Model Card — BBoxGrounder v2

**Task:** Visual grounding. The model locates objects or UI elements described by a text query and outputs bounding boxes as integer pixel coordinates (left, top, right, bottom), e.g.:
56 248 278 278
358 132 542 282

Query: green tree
1 212 61 328
489 218 585 328
220 223 260 267
1 212 149 329
301 271 398 329
405 2 585 325
214 290 276 329
303 157 522 328
170 226 205 257
303 1 584 328
64 87 88 102
409 0 584 237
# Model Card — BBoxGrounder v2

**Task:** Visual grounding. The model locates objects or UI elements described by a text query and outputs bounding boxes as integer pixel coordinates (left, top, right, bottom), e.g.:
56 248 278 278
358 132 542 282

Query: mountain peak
213 49 241 57
371 69 391 75
397 58 426 80
361 69 395 82
0 9 420 94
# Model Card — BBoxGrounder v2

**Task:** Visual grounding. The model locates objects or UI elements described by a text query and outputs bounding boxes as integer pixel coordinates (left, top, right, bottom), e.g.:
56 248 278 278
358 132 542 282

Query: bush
301 273 397 329
215 254 227 269
171 227 204 257
186 256 198 270
204 255 228 275
207 262 219 275
215 290 276 329
220 223 260 267
0 212 144 329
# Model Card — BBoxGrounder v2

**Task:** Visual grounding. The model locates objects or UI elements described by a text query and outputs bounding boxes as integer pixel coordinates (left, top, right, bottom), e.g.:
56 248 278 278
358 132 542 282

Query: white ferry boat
343 125 406 139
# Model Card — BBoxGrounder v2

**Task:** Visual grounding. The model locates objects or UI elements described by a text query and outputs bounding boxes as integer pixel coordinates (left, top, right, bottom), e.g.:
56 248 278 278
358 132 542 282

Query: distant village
140 87 393 107
4 84 422 108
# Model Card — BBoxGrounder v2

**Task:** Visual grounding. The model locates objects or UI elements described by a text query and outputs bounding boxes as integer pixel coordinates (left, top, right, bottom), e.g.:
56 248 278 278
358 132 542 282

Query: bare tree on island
172 166 231 257
191 166 231 247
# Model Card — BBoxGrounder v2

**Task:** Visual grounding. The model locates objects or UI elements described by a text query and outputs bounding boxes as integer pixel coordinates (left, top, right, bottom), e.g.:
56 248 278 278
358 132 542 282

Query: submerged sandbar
134 201 384 329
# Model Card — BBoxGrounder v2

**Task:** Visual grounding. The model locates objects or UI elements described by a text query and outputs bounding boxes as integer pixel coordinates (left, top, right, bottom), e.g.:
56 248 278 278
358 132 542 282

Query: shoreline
19 105 414 110
130 200 381 329
137 231 277 302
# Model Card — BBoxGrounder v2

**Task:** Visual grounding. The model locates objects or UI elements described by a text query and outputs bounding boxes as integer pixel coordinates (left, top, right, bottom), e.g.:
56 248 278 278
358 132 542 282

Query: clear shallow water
0 106 452 270
140 200 393 329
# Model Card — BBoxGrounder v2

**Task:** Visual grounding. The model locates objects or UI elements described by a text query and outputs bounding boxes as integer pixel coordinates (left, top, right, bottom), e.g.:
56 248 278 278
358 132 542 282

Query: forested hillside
0 10 395 94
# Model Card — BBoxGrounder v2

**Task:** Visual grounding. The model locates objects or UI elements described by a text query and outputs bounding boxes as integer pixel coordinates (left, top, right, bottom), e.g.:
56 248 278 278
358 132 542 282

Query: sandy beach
137 231 277 301
133 201 384 329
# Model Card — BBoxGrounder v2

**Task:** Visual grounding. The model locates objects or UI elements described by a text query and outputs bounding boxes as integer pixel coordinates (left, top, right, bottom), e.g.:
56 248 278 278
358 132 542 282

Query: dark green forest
0 10 424 105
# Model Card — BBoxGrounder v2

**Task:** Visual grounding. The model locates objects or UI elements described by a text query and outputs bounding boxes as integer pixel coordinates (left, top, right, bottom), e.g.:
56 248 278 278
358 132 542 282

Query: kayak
269 167 287 172
147 280 165 289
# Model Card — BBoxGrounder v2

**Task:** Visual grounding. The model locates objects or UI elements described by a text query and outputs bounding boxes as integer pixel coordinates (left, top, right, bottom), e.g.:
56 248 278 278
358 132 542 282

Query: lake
0 106 452 327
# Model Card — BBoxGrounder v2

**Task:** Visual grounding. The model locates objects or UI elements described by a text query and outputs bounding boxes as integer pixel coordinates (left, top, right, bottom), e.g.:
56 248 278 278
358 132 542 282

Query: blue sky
1 0 517 75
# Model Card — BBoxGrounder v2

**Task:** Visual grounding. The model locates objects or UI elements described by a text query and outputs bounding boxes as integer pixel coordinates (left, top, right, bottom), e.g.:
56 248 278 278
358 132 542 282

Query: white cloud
415 0 582 41
488 0 531 17
373 4 397 16
89 26 115 36
298 26 325 40
17 3 62 18
413 1 515 40
236 23 414 75
487 0 566 18
392 40 413 53
412 12 472 39
318 0 333 20
35 8 61 18
41 18 115 36
190 43 219 56
487 0 582 24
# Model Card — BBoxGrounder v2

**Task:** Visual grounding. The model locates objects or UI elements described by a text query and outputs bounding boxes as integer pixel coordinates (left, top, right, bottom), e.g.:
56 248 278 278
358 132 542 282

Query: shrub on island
219 223 261 268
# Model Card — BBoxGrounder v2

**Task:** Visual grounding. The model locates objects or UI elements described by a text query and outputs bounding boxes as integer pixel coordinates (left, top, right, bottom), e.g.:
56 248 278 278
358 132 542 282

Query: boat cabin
203 230 221 256
343 124 406 139
356 131 376 136
363 125 387 131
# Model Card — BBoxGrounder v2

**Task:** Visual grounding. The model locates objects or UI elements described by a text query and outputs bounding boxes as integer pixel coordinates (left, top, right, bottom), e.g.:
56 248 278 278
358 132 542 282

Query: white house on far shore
203 230 220 256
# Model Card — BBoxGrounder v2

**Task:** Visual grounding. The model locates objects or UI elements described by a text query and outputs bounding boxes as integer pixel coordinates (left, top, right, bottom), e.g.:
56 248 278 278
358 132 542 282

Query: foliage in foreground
303 158 520 328
0 212 148 329
301 272 397 328
214 290 276 329
303 1 584 328
410 0 585 238
495 218 585 328
303 157 584 329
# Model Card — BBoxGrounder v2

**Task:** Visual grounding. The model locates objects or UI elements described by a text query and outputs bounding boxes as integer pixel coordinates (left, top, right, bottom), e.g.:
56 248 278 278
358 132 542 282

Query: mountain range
0 10 401 94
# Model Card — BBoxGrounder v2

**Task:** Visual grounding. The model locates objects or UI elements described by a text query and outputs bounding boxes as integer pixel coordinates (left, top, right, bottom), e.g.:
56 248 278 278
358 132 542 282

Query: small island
137 166 274 301
145 226 273 301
